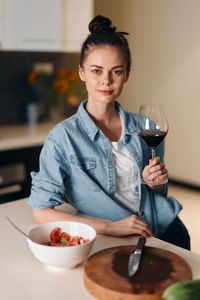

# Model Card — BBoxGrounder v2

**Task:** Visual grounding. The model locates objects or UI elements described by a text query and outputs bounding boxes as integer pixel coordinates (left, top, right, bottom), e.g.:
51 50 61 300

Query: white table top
1 199 200 300
0 122 53 151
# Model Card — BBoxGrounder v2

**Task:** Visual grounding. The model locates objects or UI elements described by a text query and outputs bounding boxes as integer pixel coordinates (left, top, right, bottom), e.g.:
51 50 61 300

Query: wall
95 0 200 186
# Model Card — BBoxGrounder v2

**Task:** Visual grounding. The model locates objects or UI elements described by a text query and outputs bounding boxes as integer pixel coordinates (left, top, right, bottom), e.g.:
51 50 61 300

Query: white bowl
27 221 96 270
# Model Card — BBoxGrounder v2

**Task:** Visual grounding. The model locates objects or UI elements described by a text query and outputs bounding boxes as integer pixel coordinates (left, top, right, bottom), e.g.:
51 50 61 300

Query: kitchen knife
128 236 146 277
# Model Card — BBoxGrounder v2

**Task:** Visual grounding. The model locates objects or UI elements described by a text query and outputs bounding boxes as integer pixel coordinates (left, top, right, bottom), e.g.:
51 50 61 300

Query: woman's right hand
104 215 153 238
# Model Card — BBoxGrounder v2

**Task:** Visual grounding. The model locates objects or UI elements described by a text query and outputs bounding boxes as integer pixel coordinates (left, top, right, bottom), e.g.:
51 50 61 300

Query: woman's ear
78 65 85 82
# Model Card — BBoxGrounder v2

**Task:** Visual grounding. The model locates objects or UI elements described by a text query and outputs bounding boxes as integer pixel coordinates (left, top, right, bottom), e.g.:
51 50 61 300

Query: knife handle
135 237 146 253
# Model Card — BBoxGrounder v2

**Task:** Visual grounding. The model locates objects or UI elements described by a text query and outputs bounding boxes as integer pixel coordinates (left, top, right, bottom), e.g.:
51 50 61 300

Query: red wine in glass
138 130 167 157
137 104 168 184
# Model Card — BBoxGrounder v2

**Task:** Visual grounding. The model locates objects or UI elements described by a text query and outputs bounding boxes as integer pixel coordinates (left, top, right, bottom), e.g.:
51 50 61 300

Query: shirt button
139 210 145 217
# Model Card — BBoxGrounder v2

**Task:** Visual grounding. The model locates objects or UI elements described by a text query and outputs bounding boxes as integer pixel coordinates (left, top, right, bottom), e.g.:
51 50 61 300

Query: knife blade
128 236 146 277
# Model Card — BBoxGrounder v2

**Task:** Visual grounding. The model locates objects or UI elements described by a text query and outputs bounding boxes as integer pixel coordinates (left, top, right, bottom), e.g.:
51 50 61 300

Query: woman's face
79 45 128 105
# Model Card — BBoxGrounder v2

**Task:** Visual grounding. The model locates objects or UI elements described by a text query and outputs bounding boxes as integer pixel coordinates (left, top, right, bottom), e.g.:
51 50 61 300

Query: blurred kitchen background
0 0 200 252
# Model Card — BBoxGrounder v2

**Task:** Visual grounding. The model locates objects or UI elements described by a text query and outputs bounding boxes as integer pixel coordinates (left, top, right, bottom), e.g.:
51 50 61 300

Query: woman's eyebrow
90 65 124 69
90 65 102 68
112 65 124 69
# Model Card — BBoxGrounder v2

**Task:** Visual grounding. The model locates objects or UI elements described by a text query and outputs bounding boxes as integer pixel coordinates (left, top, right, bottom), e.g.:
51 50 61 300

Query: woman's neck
86 101 122 141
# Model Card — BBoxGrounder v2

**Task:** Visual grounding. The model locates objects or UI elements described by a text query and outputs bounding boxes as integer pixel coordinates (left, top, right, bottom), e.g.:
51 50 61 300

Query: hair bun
89 15 116 34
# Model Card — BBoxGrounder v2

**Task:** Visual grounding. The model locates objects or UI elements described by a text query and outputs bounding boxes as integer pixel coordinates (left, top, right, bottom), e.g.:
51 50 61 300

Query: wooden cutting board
84 245 192 300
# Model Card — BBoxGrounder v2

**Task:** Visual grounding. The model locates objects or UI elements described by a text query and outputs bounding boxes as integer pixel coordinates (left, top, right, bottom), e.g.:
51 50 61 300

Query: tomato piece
50 227 62 243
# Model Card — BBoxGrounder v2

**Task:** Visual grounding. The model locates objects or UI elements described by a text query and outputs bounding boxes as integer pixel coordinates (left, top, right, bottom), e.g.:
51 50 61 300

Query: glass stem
151 148 156 159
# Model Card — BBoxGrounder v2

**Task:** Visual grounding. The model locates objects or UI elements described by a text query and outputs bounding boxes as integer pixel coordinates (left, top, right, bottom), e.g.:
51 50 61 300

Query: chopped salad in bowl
27 221 96 270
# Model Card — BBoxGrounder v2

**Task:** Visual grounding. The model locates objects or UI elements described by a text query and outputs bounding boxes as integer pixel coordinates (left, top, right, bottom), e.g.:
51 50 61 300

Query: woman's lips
98 90 113 96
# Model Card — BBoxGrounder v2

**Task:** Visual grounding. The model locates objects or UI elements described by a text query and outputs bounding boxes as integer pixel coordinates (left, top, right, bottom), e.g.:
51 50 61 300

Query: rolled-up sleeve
27 136 68 209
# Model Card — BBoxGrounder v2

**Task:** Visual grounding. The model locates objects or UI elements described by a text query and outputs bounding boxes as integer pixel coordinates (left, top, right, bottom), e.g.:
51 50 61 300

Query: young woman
28 15 190 249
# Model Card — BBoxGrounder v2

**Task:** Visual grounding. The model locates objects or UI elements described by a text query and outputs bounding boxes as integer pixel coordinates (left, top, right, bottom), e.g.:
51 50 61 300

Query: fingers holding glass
142 157 168 185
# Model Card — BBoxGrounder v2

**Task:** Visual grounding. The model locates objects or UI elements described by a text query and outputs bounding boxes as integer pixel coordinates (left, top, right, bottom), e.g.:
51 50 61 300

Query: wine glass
137 103 169 184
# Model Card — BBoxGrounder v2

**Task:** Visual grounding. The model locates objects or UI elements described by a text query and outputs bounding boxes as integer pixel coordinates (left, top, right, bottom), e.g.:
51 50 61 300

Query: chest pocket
69 155 100 192
69 155 97 171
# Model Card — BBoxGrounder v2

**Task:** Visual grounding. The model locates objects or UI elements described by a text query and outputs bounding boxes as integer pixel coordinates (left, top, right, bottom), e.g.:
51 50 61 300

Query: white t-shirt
111 116 140 213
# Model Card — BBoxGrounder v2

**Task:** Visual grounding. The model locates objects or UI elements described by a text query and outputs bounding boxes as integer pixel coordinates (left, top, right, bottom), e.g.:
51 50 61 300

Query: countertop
1 199 200 300
0 122 54 151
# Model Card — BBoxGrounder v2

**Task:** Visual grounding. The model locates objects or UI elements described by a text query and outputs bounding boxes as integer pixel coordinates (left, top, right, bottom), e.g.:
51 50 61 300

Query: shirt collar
115 102 138 136
77 100 137 141
77 100 100 141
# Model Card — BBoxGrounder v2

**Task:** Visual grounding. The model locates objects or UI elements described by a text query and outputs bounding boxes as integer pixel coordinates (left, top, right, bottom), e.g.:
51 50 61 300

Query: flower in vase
27 67 81 121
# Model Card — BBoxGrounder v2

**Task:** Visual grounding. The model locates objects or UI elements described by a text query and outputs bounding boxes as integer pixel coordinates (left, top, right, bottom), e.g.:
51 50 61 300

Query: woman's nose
101 72 112 85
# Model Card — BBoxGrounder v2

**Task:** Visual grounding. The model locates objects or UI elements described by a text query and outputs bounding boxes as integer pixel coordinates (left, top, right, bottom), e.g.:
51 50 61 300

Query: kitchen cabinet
0 0 93 52
0 20 2 49
14 0 63 51
62 0 94 52
0 146 42 203
0 122 53 203
0 0 15 49
0 0 4 48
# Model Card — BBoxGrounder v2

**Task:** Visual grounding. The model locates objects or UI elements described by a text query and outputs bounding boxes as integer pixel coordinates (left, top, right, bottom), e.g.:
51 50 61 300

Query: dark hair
80 15 132 76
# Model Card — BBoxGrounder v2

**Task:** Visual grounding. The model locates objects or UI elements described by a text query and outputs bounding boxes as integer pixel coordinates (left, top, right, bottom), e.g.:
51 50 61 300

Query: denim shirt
27 101 182 237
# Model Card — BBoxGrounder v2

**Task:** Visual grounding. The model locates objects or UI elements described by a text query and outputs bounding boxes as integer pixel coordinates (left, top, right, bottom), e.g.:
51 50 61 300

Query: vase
49 94 79 123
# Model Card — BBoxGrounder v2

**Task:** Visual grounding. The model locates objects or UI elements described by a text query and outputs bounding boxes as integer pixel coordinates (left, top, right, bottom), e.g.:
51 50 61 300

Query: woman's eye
113 70 123 76
91 69 102 75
